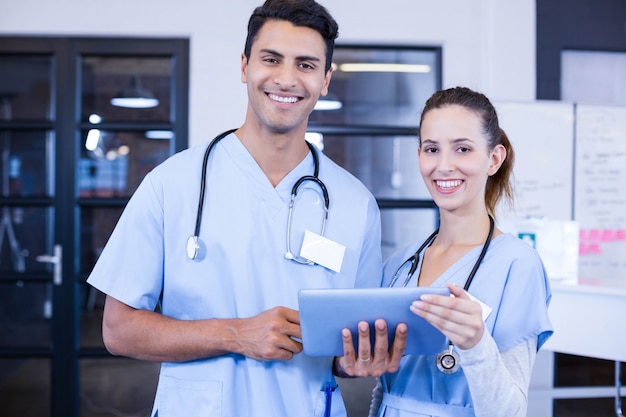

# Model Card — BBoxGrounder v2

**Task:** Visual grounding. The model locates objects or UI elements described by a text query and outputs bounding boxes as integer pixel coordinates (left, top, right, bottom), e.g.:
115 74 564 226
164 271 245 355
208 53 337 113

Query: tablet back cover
298 287 449 356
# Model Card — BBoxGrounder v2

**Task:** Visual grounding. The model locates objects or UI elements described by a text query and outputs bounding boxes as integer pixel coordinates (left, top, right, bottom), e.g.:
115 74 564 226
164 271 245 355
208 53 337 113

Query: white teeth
436 180 461 189
269 93 298 104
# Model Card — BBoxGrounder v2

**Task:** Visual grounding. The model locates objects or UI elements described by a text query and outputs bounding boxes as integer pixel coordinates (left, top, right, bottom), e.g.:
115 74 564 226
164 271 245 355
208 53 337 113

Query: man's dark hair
244 0 339 73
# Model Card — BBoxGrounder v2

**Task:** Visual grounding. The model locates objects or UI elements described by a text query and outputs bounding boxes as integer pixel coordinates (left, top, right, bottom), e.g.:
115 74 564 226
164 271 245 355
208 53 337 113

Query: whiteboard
574 105 626 282
495 101 575 221
485 102 626 283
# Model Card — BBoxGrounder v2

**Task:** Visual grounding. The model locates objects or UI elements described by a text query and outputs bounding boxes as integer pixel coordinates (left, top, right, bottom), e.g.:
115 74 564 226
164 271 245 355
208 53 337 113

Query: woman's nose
436 152 455 173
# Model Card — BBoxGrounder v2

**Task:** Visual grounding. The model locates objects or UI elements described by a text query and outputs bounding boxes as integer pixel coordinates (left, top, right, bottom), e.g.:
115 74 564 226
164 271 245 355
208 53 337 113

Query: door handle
36 244 62 285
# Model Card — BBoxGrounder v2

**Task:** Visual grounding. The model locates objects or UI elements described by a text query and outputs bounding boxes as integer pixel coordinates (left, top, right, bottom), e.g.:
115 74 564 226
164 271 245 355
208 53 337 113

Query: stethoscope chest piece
187 235 200 260
437 344 460 374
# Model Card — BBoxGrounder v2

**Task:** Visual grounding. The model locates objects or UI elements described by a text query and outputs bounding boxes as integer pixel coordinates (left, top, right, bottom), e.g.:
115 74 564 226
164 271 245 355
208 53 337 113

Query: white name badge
467 292 493 322
299 230 346 273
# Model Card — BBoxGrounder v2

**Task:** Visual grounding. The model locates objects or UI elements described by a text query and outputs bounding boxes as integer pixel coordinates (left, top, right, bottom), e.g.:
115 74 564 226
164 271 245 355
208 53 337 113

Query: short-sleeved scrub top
376 233 553 417
87 133 383 417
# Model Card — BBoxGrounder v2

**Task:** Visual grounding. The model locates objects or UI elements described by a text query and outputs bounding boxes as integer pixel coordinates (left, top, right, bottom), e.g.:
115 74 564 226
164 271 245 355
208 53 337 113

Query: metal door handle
36 244 62 285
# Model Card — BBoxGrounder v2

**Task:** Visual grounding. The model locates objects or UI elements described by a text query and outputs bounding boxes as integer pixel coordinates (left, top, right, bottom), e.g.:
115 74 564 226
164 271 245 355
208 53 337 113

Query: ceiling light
145 130 174 140
338 63 431 73
314 92 343 111
110 76 159 109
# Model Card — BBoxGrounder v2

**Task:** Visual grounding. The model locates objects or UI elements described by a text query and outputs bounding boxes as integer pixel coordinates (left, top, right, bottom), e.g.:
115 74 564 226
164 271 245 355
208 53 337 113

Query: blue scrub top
377 233 553 417
87 133 383 417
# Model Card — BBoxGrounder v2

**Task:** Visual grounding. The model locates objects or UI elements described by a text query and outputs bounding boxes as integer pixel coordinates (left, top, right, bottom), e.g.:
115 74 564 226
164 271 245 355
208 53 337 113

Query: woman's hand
334 319 407 378
409 283 484 350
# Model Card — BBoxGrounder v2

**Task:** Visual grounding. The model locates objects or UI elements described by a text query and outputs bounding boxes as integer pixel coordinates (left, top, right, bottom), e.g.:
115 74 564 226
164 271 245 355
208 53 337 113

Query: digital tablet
298 287 450 357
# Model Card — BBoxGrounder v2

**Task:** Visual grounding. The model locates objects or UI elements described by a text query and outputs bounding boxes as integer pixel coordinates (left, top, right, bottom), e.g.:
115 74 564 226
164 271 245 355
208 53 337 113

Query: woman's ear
488 144 506 176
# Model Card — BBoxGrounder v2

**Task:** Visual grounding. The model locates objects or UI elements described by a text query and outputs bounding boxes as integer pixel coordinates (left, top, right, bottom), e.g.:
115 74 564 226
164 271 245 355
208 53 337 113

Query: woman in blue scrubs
335 87 553 417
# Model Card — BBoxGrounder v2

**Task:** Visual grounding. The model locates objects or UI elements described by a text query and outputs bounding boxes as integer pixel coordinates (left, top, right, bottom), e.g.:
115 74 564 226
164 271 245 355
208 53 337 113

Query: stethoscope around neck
388 215 495 290
388 215 495 374
186 129 330 262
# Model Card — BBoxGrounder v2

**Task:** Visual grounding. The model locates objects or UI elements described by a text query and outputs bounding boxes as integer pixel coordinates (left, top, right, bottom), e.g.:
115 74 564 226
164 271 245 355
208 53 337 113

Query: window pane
0 207 51 273
310 47 439 127
0 130 53 197
0 358 50 416
554 398 619 417
320 134 430 199
0 283 51 347
81 283 104 348
0 55 53 121
555 353 619 387
79 206 123 275
562 50 626 106
81 56 173 123
80 358 158 417
78 129 171 198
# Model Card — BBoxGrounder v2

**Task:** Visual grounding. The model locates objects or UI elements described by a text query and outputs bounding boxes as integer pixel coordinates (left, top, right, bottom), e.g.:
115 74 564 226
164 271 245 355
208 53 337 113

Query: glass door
76 52 181 417
0 48 61 417
0 37 189 417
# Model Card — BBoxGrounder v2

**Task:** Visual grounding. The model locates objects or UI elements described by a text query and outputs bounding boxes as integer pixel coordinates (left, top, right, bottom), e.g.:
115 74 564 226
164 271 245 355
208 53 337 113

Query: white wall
0 0 535 147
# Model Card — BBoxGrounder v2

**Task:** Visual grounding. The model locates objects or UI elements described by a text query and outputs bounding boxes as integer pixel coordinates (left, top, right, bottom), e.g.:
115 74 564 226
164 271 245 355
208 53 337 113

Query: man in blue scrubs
87 1 386 415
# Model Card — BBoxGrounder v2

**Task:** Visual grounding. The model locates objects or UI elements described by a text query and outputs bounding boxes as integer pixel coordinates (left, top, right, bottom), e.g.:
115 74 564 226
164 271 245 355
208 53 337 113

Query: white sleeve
368 377 383 417
458 331 537 417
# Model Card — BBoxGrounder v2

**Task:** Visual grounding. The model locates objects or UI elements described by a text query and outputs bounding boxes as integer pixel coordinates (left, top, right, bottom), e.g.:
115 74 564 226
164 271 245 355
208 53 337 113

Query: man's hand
334 319 407 378
232 306 303 361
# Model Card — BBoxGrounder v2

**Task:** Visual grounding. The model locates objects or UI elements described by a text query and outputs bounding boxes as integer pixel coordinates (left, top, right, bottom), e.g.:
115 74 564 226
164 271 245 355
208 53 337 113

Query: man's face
241 20 332 134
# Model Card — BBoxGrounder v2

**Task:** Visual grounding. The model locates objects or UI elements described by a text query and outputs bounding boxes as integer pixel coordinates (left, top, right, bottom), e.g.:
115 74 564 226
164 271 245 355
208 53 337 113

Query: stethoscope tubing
193 129 237 239
188 129 329 261
389 215 495 291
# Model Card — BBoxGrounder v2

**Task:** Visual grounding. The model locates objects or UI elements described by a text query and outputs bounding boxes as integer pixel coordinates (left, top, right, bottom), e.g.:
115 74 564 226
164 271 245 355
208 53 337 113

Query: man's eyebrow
259 48 284 58
296 55 322 63
259 48 321 63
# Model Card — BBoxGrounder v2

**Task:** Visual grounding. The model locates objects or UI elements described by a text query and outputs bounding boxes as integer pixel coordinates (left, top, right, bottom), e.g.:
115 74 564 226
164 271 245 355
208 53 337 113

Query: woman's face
418 104 504 215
